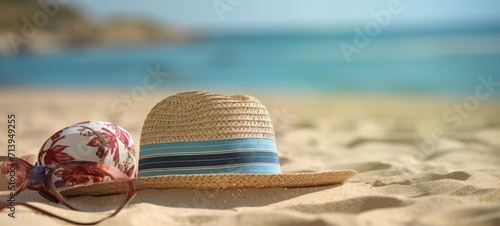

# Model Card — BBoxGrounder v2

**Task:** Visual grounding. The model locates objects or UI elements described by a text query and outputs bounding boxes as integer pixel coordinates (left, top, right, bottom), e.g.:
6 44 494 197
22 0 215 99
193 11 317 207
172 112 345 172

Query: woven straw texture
140 91 275 146
62 170 358 197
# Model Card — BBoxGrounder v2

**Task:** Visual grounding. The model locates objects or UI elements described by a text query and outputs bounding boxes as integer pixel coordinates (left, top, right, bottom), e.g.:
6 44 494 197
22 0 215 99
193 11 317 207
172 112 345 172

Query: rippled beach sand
1 89 499 226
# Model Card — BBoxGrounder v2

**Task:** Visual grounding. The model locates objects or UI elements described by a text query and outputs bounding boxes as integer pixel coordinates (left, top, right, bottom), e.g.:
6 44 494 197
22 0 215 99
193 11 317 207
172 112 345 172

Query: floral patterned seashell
37 121 137 185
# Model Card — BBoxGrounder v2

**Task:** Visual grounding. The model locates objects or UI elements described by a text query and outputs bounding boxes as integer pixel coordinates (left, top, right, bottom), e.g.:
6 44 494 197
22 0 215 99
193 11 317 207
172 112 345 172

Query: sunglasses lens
0 159 29 192
50 164 131 215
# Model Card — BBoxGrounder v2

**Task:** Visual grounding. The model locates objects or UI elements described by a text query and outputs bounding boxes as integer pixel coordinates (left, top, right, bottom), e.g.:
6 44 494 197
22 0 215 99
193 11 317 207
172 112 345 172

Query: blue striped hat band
138 138 281 177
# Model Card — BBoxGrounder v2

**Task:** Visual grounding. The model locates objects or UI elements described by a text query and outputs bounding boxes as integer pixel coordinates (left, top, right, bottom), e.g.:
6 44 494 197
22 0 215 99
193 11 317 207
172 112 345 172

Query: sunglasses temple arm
0 201 110 225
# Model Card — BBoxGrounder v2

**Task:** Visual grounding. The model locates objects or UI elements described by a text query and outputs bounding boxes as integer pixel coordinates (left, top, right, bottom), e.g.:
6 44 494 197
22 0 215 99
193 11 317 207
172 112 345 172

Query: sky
71 0 500 31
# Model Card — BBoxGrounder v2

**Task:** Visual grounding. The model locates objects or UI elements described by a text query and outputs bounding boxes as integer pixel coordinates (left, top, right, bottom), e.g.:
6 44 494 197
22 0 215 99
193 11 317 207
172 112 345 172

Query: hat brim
61 170 358 197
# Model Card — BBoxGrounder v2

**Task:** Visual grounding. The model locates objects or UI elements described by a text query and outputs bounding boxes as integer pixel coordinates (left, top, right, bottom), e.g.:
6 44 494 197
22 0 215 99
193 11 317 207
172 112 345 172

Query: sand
0 88 499 226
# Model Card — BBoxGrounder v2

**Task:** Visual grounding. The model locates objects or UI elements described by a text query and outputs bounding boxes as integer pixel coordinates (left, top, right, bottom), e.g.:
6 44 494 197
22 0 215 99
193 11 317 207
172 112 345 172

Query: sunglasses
0 156 136 225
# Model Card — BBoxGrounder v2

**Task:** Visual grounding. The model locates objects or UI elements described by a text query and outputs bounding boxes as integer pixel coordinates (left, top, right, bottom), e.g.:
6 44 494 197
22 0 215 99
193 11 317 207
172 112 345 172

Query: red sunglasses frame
0 156 136 225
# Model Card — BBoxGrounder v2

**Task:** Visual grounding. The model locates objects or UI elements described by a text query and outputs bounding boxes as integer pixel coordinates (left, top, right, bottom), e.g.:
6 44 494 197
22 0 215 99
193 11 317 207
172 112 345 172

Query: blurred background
0 0 500 95
2 3 500 225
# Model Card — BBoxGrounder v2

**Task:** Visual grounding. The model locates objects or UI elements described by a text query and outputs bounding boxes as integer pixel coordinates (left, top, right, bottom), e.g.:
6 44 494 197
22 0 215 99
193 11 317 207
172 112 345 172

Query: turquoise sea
1 26 500 95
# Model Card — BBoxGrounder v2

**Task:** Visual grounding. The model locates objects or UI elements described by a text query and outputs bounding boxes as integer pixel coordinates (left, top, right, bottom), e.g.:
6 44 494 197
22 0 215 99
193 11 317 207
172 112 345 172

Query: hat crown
140 91 275 146
138 91 280 177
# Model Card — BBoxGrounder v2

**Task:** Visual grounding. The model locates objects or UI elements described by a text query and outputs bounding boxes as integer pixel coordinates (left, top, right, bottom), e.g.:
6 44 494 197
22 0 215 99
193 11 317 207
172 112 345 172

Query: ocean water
1 28 500 96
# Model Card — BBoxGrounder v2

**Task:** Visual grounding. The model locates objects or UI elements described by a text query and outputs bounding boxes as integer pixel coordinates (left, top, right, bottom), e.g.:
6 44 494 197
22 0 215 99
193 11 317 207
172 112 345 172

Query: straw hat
63 91 357 196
